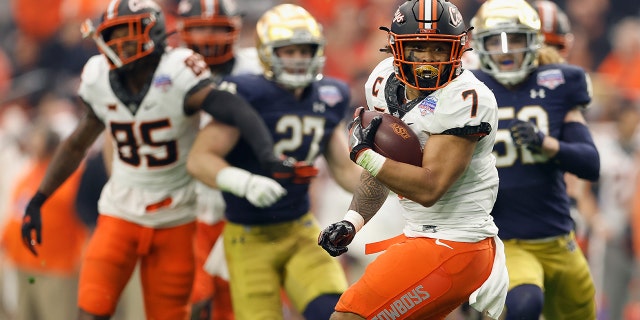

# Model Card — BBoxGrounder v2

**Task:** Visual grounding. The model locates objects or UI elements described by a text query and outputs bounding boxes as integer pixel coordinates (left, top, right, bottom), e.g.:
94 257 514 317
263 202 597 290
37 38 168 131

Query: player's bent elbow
561 162 599 182
417 199 437 208
410 193 440 208
399 179 448 207
185 155 201 179
579 166 600 182
555 142 600 182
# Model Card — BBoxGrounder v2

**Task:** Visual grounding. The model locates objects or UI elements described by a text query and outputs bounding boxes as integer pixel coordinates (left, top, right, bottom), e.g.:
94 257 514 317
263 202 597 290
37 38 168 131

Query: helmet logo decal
393 9 406 25
448 7 463 28
128 0 161 13
416 65 439 79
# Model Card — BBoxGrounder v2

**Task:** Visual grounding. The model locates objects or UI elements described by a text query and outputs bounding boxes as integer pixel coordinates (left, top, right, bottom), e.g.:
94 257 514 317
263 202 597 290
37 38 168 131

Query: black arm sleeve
554 122 600 181
200 89 277 165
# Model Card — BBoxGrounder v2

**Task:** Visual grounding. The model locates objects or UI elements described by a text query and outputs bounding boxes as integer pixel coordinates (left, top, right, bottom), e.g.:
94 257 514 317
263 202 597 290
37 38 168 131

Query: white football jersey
365 57 500 242
196 47 264 225
78 47 211 227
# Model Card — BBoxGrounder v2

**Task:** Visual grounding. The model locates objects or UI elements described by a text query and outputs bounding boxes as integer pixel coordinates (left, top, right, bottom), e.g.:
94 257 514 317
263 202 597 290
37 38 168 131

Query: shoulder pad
160 47 212 87
80 55 109 86
540 64 591 108
429 71 498 134
365 57 395 113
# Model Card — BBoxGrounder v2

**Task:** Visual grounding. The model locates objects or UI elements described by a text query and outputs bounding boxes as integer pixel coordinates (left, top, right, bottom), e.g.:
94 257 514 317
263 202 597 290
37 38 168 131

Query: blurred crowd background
1 0 640 319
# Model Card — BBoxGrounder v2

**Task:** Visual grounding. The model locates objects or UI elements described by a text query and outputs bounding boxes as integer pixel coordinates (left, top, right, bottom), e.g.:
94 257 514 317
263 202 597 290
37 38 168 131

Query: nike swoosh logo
435 239 453 250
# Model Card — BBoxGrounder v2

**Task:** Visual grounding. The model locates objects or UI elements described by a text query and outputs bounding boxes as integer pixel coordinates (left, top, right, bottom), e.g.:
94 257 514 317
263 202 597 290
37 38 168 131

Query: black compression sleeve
554 122 600 181
201 89 276 164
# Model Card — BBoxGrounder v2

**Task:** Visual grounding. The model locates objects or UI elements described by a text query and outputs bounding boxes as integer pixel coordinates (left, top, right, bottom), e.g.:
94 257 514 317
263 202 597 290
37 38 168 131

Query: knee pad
303 294 340 320
505 284 544 320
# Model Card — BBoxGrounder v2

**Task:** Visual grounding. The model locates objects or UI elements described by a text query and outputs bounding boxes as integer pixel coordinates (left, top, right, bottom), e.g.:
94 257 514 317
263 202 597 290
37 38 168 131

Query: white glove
216 167 287 208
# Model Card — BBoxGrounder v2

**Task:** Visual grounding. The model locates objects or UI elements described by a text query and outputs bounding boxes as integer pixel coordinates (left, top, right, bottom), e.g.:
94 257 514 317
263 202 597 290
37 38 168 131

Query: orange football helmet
385 0 471 91
94 0 166 69
534 0 574 57
177 0 241 66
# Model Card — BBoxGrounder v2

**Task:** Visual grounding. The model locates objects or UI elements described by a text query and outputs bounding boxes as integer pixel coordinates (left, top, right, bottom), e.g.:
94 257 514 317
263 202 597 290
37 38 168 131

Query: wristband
343 210 365 232
215 167 252 197
355 149 386 177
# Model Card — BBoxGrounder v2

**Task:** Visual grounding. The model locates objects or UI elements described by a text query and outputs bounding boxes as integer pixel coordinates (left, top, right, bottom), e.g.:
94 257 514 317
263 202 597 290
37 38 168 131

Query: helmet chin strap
99 43 124 68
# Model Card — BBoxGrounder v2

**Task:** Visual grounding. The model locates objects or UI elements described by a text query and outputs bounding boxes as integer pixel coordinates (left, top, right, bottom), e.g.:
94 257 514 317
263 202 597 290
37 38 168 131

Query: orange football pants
78 215 196 319
190 220 234 320
337 236 495 320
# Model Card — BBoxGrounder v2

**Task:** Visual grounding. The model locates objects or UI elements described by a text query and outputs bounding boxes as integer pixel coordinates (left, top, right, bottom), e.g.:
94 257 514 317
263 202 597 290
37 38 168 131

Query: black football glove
21 192 47 256
261 156 296 183
349 107 382 163
509 119 545 153
318 220 356 257
261 156 319 184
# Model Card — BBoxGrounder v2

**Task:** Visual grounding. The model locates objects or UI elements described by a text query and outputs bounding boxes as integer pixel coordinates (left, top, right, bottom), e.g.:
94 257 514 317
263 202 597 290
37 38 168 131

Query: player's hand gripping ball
351 108 423 167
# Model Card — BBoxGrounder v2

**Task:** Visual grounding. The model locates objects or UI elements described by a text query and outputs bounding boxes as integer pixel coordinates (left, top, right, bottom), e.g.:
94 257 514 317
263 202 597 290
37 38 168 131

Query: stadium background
0 0 639 319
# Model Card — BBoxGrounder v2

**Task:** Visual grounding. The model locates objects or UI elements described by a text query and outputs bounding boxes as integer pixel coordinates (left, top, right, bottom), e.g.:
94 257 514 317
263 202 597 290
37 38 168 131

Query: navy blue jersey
219 74 350 225
472 64 591 240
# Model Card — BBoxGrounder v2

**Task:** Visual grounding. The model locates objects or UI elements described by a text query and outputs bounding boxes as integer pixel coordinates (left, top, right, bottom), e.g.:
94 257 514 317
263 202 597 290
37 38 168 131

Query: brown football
360 110 423 167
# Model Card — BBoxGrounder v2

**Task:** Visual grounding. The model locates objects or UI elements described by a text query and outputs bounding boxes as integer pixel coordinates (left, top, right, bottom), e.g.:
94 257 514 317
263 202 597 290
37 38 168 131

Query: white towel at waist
468 236 509 319
203 235 230 281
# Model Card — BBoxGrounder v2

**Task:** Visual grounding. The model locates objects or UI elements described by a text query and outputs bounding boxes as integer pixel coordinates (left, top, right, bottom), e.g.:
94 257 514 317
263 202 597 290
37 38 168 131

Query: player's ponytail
537 45 566 65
